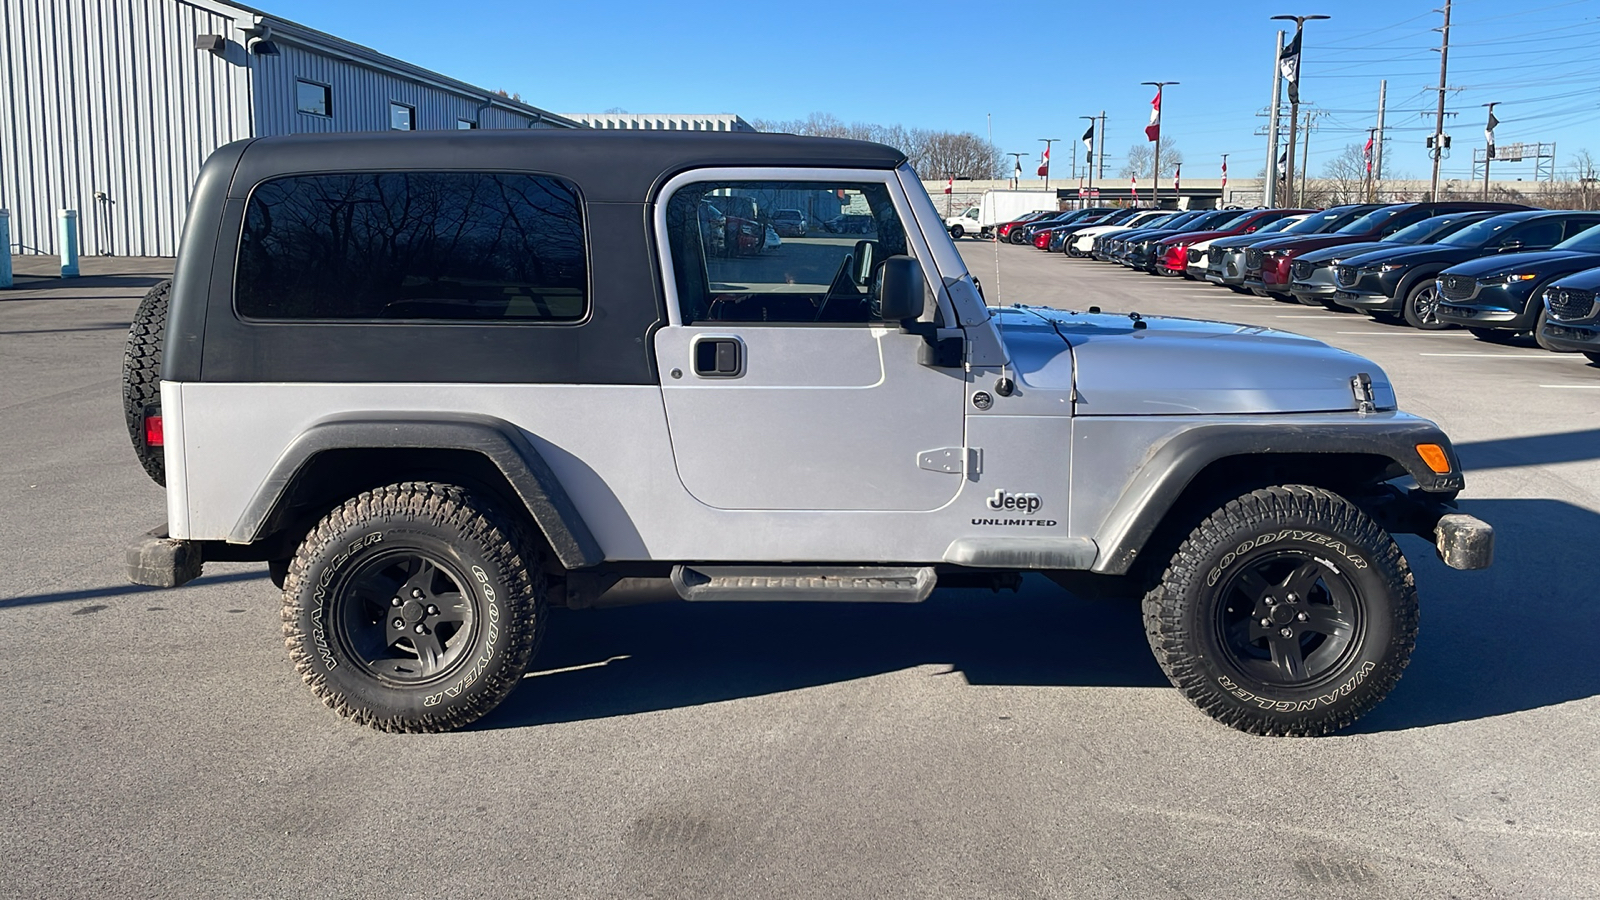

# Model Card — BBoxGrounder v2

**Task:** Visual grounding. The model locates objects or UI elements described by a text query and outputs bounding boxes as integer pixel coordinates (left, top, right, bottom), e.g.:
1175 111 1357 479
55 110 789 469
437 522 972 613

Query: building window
390 102 414 131
457 119 477 130
296 80 330 117
237 172 589 322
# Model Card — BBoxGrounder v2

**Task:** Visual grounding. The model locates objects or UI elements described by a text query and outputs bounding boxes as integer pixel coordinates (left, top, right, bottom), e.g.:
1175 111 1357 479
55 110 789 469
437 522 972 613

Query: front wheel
1403 280 1450 330
1143 485 1418 736
281 482 547 732
1534 308 1570 352
949 224 964 239
1585 352 1600 365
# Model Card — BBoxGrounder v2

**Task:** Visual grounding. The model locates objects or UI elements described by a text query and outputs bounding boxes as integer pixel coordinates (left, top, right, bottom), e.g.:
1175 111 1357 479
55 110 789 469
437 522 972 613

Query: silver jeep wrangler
123 131 1492 736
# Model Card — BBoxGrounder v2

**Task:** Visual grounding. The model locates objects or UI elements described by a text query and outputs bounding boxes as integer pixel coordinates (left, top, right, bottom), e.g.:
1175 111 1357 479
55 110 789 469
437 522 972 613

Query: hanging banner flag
1363 134 1375 174
1221 157 1228 190
1037 145 1051 178
1485 108 1500 159
1130 172 1138 202
1081 122 1095 165
1145 88 1162 142
1280 25 1303 104
944 177 953 194
1173 164 1181 192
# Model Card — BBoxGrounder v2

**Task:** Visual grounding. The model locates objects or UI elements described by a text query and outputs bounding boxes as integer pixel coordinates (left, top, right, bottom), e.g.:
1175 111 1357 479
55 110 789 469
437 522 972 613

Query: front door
653 174 966 511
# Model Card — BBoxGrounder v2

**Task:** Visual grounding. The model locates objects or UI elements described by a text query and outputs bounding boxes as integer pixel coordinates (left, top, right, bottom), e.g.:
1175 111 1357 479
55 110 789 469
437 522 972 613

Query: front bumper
1436 281 1541 329
1540 318 1600 353
1365 487 1495 571
1289 268 1339 304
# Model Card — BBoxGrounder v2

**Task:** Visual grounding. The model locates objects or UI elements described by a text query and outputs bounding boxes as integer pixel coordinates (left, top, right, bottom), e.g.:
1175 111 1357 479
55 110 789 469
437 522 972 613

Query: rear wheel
1143 485 1418 736
282 482 547 733
1402 280 1450 330
121 280 171 486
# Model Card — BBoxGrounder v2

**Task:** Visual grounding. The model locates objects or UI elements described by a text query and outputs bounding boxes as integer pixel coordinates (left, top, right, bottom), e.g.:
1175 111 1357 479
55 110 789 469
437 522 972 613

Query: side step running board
670 565 937 603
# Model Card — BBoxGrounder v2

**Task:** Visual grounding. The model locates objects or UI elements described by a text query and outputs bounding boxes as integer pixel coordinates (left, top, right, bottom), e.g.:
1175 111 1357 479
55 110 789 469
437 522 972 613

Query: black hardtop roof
227 130 909 204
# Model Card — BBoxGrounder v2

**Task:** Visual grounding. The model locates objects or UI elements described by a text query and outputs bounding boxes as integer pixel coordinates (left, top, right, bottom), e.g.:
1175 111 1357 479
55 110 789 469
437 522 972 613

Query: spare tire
122 280 171 486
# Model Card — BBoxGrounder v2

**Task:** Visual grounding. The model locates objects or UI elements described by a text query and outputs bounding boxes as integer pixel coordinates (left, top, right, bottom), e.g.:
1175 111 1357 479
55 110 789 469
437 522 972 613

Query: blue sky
268 0 1600 185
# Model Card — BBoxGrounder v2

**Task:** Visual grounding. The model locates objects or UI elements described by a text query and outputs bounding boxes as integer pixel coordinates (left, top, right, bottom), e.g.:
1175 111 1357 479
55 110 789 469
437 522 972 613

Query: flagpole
1142 81 1178 207
1482 101 1500 200
1271 15 1331 209
1080 115 1098 207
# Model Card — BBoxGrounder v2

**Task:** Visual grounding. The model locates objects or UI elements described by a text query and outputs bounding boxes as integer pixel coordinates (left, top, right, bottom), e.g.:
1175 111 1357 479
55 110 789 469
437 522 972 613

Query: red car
1150 209 1311 277
996 211 1056 243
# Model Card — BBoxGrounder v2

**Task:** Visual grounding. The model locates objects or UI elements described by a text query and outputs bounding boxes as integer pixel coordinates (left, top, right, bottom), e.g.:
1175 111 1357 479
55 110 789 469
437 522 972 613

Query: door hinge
918 447 980 474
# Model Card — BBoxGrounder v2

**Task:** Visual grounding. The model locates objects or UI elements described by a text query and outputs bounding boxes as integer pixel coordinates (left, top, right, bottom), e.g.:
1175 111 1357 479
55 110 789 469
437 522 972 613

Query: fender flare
1395 266 1446 305
1089 418 1462 575
228 412 605 570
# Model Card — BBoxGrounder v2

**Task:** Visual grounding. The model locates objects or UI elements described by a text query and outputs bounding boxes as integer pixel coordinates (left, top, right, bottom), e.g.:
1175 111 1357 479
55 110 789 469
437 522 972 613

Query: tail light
144 413 164 448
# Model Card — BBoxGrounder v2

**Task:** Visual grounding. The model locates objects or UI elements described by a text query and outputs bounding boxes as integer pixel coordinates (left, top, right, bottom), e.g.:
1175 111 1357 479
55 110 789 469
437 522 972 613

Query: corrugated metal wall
251 42 548 136
0 0 253 256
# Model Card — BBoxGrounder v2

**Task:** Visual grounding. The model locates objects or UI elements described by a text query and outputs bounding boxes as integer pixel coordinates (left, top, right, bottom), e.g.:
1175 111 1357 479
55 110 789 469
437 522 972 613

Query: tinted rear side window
236 172 587 322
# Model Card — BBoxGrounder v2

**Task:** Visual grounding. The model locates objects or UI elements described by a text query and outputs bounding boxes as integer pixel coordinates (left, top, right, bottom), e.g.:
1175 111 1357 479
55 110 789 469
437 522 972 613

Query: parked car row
1000 199 1600 367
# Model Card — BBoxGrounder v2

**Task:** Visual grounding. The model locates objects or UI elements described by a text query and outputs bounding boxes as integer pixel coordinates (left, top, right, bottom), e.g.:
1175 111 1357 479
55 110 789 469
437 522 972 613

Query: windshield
1282 207 1363 235
1554 223 1600 252
1387 213 1483 245
1217 211 1258 230
1439 216 1522 248
1336 206 1405 235
1253 217 1300 235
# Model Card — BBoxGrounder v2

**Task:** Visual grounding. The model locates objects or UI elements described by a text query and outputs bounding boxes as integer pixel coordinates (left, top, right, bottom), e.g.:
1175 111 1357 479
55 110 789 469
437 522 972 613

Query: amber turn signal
1415 443 1451 474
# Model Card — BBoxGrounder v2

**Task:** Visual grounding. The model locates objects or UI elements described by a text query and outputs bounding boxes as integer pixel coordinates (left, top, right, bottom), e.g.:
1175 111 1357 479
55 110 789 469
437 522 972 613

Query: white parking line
1419 352 1575 359
1275 315 1329 318
1334 331 1458 336
1539 384 1600 389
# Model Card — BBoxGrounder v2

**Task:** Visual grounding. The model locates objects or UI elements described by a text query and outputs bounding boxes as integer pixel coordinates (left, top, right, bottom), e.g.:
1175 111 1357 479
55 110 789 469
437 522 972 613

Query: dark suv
1437 220 1600 340
1330 211 1600 329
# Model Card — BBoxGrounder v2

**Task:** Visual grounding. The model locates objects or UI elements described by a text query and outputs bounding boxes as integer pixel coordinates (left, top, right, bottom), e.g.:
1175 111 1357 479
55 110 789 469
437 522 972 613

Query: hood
1254 233 1377 256
1336 243 1466 268
1548 267 1600 291
994 307 1396 416
1156 228 1230 247
1210 232 1290 250
1444 249 1600 278
1297 240 1397 265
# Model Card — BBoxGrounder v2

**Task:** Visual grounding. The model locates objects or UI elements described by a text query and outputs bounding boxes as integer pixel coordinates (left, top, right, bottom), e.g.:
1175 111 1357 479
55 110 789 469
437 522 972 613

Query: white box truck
946 190 1059 238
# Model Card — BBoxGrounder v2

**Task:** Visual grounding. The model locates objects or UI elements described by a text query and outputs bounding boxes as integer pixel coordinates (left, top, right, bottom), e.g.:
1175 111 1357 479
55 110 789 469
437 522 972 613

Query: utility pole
1374 79 1387 196
1481 101 1500 200
1300 108 1319 204
1429 0 1453 201
1271 14 1331 208
1142 81 1178 207
1265 30 1285 208
1039 138 1060 194
1006 152 1026 189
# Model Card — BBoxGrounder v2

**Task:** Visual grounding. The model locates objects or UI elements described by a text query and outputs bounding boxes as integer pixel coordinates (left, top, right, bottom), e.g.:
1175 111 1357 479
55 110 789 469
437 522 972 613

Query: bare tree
1319 143 1370 205
751 113 1004 179
1118 141 1183 180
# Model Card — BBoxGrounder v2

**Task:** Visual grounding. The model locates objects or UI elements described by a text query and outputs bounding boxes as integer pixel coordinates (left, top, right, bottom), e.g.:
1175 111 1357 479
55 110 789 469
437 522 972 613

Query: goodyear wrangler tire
282 482 546 733
1142 485 1418 737
121 279 171 486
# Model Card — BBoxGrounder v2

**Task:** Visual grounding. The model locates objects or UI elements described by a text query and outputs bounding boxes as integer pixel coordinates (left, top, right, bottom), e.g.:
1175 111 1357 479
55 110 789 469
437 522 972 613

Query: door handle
693 337 743 377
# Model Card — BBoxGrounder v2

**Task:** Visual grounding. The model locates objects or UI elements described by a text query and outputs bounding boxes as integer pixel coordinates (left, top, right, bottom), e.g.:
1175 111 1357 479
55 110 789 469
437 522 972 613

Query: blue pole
59 209 80 277
0 210 12 288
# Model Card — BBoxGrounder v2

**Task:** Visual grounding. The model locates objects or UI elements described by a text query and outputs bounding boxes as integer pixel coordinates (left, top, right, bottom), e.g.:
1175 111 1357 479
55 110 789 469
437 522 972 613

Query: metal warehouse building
1 0 578 257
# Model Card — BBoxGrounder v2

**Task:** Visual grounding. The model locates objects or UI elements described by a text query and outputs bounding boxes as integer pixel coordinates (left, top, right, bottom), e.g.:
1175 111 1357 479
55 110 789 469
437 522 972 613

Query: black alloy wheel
1143 485 1418 736
337 551 477 683
1403 280 1450 330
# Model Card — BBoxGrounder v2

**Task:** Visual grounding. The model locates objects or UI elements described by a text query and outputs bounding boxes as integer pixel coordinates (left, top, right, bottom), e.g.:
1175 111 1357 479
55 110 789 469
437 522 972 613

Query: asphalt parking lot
3 248 1597 899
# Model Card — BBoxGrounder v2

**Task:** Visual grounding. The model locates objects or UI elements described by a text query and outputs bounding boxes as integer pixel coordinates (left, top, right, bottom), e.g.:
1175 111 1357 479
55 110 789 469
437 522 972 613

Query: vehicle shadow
480 575 1168 730
1456 428 1600 470
1351 497 1600 733
487 497 1600 735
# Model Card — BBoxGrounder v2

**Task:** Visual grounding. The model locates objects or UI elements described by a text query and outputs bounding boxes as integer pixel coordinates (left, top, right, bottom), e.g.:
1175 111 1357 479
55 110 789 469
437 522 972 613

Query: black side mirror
877 256 925 322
